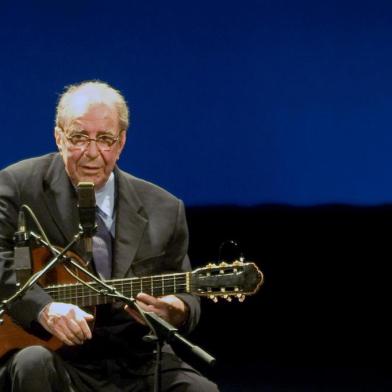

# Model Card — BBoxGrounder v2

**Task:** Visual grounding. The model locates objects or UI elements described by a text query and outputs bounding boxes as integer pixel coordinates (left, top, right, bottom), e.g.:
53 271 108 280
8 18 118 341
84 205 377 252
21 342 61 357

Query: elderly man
0 81 218 391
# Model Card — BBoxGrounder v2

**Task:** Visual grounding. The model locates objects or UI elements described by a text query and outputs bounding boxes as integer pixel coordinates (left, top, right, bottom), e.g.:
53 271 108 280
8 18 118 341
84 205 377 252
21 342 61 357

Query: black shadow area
183 205 392 391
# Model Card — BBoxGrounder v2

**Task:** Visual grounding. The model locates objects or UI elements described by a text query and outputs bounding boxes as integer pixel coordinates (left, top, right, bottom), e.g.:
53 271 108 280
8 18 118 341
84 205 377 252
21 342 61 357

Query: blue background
1 0 392 206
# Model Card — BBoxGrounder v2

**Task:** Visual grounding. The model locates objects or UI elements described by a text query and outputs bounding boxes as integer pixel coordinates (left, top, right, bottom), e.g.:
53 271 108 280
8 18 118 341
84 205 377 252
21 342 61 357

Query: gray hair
55 80 130 132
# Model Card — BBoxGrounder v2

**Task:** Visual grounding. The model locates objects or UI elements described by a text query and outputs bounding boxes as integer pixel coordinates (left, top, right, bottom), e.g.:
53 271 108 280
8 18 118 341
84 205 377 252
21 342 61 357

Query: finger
63 308 87 341
76 317 93 340
44 316 58 334
136 293 162 312
52 317 82 345
136 294 171 321
124 305 146 325
65 317 87 342
73 308 94 339
77 308 94 321
60 314 86 345
53 328 76 346
130 300 166 322
128 297 155 313
60 321 84 345
136 292 159 306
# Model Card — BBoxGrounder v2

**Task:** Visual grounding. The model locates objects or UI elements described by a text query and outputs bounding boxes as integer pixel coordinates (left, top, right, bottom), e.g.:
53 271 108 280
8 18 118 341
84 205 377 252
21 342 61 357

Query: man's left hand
124 293 189 327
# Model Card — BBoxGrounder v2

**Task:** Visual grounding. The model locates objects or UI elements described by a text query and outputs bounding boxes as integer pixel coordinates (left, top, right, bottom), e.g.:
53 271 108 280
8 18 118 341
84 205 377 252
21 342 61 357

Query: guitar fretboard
44 272 190 307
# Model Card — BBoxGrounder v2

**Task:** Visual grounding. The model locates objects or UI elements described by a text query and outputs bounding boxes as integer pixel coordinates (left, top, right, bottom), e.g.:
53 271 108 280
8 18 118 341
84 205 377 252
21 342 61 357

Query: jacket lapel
41 154 82 254
112 168 147 278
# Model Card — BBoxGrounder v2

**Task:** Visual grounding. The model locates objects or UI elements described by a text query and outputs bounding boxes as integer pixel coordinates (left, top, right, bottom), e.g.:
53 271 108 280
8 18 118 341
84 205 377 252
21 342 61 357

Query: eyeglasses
62 132 122 151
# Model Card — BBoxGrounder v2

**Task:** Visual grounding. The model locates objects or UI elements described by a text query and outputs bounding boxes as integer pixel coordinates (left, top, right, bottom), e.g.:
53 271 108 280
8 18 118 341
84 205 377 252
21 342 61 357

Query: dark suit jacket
0 153 200 364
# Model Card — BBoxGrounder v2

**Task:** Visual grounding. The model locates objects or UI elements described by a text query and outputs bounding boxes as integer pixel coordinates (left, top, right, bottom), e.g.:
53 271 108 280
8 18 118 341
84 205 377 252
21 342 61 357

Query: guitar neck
44 272 190 307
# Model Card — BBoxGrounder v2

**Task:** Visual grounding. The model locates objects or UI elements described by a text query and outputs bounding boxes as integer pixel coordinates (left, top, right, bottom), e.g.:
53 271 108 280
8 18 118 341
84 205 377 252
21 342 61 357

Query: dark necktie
92 212 112 279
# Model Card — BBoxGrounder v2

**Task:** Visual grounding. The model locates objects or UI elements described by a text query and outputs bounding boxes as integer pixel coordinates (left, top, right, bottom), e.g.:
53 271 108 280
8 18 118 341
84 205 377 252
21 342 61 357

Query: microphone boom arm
0 230 83 317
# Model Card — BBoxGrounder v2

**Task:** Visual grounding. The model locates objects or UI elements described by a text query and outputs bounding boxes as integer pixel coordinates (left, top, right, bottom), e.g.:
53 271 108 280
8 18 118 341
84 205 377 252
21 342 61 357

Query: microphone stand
0 228 216 392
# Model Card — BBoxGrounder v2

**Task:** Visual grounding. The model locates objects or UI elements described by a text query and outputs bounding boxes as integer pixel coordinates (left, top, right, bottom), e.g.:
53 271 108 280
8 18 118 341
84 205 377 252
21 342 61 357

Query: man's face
55 103 126 190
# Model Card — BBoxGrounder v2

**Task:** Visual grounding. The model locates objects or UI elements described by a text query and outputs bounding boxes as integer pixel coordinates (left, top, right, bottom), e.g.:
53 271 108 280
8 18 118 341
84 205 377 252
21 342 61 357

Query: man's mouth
81 166 101 173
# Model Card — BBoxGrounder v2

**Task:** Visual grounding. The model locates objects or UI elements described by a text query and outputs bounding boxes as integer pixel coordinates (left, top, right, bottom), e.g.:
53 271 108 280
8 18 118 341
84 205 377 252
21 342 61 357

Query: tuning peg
219 262 228 274
223 295 232 302
236 294 245 302
209 295 218 303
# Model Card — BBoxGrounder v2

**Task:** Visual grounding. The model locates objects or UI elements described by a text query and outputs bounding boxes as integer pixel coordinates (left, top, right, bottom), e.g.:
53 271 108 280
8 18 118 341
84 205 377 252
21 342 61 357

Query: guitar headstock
191 260 264 302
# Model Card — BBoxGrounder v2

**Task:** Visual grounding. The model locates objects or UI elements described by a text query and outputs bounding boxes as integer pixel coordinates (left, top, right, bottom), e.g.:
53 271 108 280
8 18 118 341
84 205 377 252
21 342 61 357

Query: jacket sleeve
165 199 201 335
0 168 52 329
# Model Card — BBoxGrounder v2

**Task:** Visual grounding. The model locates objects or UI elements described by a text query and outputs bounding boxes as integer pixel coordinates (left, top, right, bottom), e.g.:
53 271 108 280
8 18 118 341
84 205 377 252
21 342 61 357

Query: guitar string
45 275 188 287
47 284 190 305
44 279 189 292
44 277 189 291
45 283 188 295
48 289 189 302
45 283 189 297
45 281 189 301
45 280 188 290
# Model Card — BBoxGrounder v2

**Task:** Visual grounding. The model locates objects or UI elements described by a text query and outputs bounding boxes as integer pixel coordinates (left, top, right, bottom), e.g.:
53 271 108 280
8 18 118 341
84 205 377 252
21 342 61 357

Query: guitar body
0 314 61 358
0 246 95 358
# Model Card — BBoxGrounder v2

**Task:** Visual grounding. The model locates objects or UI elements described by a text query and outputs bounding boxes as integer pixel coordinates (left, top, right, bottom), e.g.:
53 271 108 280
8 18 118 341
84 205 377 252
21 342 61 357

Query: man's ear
117 131 127 160
54 127 63 152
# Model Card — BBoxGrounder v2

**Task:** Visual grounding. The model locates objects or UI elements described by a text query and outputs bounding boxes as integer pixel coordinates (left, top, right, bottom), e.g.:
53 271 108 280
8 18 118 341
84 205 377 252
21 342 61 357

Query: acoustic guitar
0 246 263 359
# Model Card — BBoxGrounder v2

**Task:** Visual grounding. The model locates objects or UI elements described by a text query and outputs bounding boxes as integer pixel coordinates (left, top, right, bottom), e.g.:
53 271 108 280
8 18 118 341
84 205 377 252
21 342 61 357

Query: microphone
13 209 32 285
76 182 96 261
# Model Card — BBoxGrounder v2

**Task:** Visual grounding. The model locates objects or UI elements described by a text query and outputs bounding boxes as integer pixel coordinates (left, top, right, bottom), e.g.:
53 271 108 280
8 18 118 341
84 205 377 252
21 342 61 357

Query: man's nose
84 139 100 157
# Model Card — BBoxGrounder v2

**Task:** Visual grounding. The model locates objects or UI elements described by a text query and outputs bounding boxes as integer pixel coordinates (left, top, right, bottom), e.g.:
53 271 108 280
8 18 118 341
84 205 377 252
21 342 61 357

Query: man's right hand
38 302 94 346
